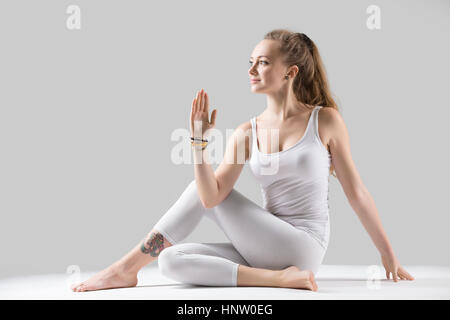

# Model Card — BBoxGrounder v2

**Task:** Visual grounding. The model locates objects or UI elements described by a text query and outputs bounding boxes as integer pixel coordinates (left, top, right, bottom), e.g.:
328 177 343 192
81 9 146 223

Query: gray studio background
1 0 449 279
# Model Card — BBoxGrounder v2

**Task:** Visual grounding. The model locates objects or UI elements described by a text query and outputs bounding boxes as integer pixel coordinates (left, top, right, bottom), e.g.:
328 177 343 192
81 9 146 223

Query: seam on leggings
231 263 239 287
296 226 327 250
153 227 178 245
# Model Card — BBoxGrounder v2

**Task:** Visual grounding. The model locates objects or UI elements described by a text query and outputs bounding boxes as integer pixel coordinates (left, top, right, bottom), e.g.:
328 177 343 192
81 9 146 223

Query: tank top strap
310 105 323 143
299 105 321 144
250 116 257 152
311 105 321 126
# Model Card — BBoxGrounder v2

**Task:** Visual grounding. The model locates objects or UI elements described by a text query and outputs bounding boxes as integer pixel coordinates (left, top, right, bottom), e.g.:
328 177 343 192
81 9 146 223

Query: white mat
1 265 449 300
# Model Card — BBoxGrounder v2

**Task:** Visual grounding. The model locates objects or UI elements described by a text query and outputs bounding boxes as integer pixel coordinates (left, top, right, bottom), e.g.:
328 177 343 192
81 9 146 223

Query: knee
185 179 198 194
175 179 200 204
185 179 203 203
158 246 184 279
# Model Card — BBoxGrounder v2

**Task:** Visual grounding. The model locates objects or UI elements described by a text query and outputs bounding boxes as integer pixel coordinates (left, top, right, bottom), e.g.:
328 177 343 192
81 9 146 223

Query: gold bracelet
190 141 208 150
191 142 207 146
191 144 207 150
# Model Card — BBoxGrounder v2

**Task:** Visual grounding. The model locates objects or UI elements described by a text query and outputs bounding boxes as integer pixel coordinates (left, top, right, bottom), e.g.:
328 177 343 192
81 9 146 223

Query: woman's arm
320 107 393 254
320 107 414 281
190 89 250 209
347 186 394 256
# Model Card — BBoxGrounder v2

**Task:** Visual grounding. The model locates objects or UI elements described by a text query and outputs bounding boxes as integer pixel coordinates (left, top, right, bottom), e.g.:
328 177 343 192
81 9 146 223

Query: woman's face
248 39 292 94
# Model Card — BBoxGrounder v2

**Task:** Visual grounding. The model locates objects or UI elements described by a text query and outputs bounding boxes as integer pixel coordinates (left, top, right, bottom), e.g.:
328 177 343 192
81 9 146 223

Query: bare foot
279 266 318 291
70 264 138 292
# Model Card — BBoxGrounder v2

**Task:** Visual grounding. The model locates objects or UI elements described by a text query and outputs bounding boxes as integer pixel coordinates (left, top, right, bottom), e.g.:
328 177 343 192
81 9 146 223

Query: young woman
71 29 414 292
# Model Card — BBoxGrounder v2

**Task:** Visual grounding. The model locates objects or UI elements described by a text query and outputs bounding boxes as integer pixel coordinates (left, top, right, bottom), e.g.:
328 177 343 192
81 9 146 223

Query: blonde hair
264 29 339 177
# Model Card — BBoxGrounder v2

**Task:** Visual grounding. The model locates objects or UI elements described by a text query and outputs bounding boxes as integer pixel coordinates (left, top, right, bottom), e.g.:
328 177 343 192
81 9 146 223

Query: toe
82 284 93 292
71 283 81 291
309 272 318 291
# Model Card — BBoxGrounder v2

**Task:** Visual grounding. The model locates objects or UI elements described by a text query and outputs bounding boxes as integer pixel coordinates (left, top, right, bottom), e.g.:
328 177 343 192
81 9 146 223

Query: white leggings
153 180 327 287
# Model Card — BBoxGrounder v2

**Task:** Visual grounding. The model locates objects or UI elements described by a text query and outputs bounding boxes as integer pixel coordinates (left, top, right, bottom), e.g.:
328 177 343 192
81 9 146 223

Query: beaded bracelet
190 137 208 150
191 137 208 150
190 137 208 143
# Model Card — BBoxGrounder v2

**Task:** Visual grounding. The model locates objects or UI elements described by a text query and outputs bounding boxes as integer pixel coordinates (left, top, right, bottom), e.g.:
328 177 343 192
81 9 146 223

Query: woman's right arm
193 121 251 209
190 89 251 208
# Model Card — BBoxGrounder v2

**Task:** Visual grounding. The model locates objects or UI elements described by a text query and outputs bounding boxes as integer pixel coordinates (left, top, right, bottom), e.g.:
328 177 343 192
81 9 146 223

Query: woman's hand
190 88 217 140
381 253 415 282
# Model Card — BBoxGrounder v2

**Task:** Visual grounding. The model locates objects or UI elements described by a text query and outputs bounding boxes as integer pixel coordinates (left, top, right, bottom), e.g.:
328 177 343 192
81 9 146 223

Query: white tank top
248 105 332 249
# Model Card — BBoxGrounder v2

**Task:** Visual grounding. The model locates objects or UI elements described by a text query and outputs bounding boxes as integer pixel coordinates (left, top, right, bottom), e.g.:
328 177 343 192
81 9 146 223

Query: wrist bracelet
191 141 208 147
190 138 208 150
191 143 207 148
190 137 208 143
191 143 207 150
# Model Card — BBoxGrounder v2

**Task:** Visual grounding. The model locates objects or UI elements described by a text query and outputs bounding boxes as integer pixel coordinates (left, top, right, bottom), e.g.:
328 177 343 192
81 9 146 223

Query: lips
251 79 260 82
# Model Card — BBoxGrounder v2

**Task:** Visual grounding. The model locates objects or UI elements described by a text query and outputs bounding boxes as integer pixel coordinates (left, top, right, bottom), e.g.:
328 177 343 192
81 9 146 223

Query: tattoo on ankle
140 232 165 256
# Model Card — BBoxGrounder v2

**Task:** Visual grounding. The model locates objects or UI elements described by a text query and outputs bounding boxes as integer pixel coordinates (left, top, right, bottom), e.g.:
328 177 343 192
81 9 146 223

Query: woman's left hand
381 253 415 282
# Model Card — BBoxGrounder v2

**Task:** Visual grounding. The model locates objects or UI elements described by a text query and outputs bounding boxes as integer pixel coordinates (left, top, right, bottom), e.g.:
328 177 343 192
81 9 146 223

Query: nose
248 63 258 77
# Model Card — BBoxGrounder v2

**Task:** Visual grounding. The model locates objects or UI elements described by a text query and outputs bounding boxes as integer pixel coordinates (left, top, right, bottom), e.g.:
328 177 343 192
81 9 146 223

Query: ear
288 65 299 78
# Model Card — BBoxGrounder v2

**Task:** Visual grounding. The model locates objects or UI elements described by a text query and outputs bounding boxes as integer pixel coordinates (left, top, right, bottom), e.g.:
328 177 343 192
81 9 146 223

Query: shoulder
318 106 346 130
318 106 342 123
317 106 346 147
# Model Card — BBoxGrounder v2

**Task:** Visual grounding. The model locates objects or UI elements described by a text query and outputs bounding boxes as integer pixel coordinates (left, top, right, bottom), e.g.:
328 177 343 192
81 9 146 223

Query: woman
71 29 414 292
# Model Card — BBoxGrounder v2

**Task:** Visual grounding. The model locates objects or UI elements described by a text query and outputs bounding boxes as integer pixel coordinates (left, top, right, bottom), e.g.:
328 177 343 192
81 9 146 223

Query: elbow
195 179 221 209
204 191 229 209
202 200 217 209
200 192 218 209
201 193 221 209
201 199 212 209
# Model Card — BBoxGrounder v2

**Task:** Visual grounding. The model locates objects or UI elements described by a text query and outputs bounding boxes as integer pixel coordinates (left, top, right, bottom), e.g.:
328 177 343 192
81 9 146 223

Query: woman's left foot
70 264 138 292
279 266 318 291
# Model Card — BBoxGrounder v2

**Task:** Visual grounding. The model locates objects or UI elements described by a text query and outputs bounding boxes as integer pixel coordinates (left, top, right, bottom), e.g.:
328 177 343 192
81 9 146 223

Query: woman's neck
262 91 311 122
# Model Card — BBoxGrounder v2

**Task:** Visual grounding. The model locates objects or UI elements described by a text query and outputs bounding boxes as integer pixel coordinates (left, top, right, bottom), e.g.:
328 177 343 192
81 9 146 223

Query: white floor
1 264 449 300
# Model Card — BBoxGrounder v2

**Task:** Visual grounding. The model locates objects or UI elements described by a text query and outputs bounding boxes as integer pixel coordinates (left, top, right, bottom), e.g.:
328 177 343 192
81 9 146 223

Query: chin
250 85 264 93
251 88 266 95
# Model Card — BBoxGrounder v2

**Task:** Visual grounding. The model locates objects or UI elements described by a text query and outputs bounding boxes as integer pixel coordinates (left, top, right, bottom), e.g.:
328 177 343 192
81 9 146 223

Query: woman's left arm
321 107 414 282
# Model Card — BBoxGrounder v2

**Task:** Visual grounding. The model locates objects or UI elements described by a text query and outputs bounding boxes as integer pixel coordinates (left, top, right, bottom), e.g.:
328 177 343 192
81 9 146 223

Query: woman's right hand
381 253 415 282
190 88 217 140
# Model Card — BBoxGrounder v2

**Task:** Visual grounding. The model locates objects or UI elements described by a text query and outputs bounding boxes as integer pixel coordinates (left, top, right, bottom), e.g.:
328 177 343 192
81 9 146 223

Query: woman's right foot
70 264 138 292
279 266 318 291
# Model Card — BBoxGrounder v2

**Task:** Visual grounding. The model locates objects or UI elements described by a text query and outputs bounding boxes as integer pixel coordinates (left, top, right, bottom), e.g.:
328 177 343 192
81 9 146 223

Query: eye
249 60 268 66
